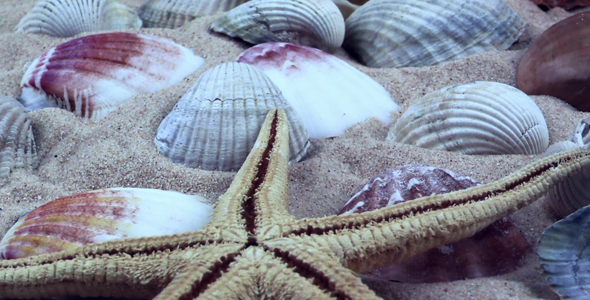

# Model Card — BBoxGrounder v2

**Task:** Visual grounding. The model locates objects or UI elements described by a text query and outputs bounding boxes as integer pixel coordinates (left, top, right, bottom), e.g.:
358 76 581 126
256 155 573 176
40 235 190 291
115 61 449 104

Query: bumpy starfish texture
1 109 590 299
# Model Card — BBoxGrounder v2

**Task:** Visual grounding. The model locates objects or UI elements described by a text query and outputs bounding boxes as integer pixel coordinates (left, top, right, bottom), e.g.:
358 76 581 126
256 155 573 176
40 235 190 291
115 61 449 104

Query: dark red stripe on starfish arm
179 253 239 300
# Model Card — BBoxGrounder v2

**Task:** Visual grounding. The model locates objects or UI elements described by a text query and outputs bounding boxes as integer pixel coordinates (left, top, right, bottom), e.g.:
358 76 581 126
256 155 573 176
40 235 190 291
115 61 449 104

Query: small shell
15 0 142 37
531 0 590 10
343 0 525 68
0 188 212 260
330 0 359 19
139 0 249 29
387 81 549 155
237 42 399 139
19 32 205 120
210 0 345 53
155 62 310 171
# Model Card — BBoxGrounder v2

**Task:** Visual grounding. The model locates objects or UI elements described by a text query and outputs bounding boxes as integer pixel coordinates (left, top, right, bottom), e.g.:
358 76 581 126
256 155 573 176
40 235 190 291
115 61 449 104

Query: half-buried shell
139 0 248 29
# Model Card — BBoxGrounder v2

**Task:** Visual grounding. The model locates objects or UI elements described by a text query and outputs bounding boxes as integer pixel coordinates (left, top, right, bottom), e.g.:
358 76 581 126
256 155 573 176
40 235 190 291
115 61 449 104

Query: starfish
1 109 590 300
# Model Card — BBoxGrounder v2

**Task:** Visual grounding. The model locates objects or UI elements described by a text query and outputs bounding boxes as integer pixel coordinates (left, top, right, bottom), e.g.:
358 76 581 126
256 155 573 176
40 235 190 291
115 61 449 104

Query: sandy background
0 0 588 299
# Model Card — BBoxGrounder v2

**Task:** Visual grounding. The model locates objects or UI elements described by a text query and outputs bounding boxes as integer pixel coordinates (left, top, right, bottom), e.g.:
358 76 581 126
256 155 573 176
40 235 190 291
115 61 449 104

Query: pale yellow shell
139 0 249 29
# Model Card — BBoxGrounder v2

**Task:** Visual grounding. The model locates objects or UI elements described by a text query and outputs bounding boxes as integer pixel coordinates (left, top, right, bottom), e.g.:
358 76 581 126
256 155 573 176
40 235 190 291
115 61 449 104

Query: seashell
19 32 205 120
155 62 310 171
339 165 530 283
330 0 359 19
0 188 213 260
210 0 345 53
517 12 590 112
139 0 249 29
537 204 590 299
343 0 525 68
15 0 142 37
530 0 590 10
237 42 399 139
387 81 549 155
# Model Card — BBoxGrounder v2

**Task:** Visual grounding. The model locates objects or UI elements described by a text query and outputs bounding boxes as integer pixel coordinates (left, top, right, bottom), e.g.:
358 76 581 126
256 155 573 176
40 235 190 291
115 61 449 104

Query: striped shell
16 0 142 37
343 0 525 68
139 0 248 29
19 32 205 120
387 81 549 155
155 62 310 171
210 0 345 53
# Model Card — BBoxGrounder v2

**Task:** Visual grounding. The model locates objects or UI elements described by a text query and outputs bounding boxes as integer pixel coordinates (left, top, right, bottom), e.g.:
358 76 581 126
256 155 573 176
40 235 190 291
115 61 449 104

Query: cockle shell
16 0 142 37
387 81 549 155
210 0 345 53
0 188 213 260
155 62 310 171
139 0 249 29
19 32 205 120
237 42 399 139
343 0 525 68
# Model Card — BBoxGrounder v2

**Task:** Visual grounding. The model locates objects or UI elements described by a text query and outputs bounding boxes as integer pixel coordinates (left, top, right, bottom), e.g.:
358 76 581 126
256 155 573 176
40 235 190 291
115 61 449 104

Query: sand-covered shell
387 81 549 155
16 0 142 37
531 0 590 10
210 0 345 53
19 32 205 120
517 12 590 112
340 165 530 283
237 42 399 139
155 62 310 171
0 188 212 260
139 0 248 29
343 0 525 68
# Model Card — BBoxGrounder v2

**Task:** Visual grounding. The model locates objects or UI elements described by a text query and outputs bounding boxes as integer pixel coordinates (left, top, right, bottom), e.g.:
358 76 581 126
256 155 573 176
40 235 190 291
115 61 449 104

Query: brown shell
530 0 590 10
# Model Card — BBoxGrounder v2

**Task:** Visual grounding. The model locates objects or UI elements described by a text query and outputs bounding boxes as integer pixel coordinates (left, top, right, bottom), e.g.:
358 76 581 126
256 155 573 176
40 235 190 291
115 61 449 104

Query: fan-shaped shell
387 81 549 155
210 0 345 53
155 62 310 171
15 0 142 37
343 0 525 68
139 0 248 29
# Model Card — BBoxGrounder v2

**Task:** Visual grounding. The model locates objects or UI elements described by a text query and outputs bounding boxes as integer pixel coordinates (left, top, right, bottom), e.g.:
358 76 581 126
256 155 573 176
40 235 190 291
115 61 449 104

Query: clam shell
15 0 142 37
387 81 549 155
210 0 345 53
343 0 525 68
0 188 213 260
139 0 248 29
237 42 399 139
155 62 310 171
19 32 205 120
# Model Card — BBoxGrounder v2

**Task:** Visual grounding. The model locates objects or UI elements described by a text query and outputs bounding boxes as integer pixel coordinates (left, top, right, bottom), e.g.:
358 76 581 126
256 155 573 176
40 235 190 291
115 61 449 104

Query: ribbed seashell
19 32 205 120
343 0 525 68
0 188 212 260
340 165 530 283
210 0 345 53
237 42 399 139
387 81 549 155
155 62 309 171
517 12 590 112
139 0 248 29
531 0 590 10
538 204 590 299
15 0 142 37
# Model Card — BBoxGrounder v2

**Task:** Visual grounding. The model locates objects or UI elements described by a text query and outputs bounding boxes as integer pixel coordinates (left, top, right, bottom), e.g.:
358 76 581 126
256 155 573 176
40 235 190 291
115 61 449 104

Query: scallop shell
0 188 213 260
19 32 205 120
155 62 310 171
387 81 549 155
139 0 249 29
343 0 525 68
210 0 345 53
15 0 142 37
237 42 399 139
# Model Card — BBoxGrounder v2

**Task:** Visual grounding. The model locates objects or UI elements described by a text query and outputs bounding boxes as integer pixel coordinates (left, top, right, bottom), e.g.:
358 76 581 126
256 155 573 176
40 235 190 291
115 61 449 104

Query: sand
0 0 588 299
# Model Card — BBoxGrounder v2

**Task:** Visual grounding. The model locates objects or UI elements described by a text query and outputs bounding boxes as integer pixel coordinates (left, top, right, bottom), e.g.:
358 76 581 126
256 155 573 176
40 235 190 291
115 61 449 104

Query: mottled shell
387 81 549 155
237 42 399 139
0 188 212 259
343 0 525 68
210 0 345 53
19 32 205 120
155 62 309 171
139 0 248 29
16 0 142 37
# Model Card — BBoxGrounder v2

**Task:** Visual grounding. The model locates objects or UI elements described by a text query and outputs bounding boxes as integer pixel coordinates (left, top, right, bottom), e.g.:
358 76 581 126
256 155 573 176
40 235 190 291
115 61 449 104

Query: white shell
19 32 205 120
387 81 549 155
330 0 359 19
16 0 142 37
210 0 345 53
237 42 399 139
343 0 525 68
139 0 249 29
155 62 310 171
